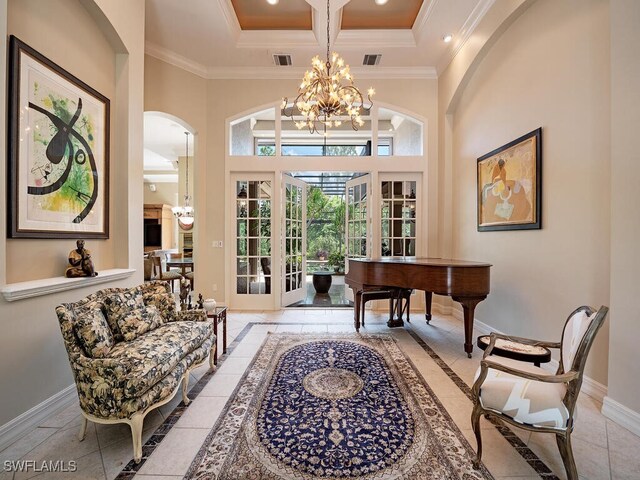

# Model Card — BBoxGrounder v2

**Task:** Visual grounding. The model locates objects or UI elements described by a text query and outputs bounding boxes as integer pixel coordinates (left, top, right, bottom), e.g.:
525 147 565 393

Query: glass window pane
260 181 271 198
382 181 391 199
260 239 271 256
259 200 271 218
237 258 248 275
393 182 403 198
237 220 247 238
392 239 403 256
237 238 247 256
381 219 389 237
237 277 248 294
260 219 271 237
378 108 423 156
381 202 390 219
381 239 391 256
406 239 416 256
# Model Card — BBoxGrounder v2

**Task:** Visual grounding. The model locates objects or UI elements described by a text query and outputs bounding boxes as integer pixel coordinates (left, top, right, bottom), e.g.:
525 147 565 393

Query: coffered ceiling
144 0 494 79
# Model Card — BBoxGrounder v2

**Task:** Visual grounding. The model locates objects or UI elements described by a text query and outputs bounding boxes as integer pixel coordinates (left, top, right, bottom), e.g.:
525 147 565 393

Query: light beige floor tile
96 437 132 480
34 450 106 480
226 341 261 358
136 428 209 477
607 420 640 480
214 356 252 375
13 425 100 480
38 403 81 429
199 374 243 397
274 324 303 333
175 396 227 429
0 428 59 463
471 428 537 477
528 431 611 480
301 324 328 333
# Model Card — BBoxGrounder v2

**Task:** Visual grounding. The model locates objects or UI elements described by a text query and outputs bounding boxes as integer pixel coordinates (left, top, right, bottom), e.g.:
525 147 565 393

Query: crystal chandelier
172 131 194 230
281 0 374 135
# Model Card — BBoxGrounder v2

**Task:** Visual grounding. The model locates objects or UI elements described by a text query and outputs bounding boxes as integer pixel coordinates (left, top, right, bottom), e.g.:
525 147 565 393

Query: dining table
165 257 194 275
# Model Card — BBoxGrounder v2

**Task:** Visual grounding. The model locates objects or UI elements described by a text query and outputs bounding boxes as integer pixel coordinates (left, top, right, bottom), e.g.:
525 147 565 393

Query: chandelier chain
326 0 330 64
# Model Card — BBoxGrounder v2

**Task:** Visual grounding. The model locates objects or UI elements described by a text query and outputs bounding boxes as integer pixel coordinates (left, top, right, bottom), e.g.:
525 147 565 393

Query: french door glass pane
236 180 271 295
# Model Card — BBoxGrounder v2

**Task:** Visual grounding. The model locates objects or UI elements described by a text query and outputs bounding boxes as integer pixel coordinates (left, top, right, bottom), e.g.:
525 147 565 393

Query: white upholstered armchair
471 305 609 480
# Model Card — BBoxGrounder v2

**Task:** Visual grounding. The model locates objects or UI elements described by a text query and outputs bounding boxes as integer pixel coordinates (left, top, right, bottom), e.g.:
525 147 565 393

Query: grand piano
346 258 491 357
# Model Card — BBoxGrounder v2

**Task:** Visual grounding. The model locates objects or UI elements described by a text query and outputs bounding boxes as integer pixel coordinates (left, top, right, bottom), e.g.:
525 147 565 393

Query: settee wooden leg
129 414 144 463
181 374 191 405
78 416 88 441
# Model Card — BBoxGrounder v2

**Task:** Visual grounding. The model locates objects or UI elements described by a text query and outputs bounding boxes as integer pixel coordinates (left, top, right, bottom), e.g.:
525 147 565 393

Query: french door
281 175 307 306
345 174 371 301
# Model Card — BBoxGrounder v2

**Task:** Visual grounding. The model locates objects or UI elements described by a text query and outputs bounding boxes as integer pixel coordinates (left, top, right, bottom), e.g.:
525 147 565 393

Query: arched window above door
228 103 424 158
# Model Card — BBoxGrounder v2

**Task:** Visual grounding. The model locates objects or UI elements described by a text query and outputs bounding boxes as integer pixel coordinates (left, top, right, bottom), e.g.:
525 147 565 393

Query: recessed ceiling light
266 0 279 5
375 0 389 5
443 34 453 43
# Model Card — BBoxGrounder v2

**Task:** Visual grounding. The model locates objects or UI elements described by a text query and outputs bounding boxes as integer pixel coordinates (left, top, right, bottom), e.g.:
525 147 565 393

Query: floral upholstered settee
55 281 216 462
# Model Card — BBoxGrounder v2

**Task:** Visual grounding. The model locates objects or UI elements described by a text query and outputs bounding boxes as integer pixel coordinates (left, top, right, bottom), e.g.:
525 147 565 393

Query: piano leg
453 296 486 358
353 289 362 332
424 291 433 324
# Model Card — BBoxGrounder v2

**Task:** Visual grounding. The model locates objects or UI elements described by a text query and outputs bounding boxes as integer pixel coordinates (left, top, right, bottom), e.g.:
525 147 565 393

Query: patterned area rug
185 333 493 479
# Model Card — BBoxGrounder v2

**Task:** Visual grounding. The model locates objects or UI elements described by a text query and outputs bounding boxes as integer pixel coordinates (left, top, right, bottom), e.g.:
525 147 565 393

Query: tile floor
1 308 639 479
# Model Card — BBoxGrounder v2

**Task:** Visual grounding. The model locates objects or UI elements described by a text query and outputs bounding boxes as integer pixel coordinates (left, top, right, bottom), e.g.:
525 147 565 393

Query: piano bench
360 289 395 326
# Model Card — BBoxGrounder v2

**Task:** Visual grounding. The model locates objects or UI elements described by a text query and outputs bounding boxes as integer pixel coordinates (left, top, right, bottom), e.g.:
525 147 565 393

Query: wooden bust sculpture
65 240 98 278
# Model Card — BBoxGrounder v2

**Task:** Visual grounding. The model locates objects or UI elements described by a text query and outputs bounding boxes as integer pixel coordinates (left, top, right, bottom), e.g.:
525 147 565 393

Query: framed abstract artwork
7 36 110 239
477 128 542 232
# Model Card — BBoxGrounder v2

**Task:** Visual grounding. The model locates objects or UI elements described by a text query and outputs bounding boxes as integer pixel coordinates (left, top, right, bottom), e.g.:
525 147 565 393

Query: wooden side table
477 335 551 367
206 306 227 365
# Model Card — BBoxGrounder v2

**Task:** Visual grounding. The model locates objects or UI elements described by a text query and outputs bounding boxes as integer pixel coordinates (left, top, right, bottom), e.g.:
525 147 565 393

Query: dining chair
470 305 609 480
151 255 182 292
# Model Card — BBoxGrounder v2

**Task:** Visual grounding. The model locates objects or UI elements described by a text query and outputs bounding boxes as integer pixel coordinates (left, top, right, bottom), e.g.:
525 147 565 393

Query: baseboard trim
438 303 608 402
602 396 640 437
0 385 77 452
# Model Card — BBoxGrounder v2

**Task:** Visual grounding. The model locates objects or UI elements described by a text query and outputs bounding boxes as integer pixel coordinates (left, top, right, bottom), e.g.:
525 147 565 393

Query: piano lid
349 257 492 268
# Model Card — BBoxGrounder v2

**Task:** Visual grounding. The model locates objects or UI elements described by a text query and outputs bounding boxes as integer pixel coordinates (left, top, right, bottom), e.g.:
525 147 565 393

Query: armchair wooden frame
471 305 609 480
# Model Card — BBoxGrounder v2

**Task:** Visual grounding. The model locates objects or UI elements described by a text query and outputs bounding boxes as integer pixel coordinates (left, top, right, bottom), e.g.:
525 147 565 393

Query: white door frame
281 174 307 306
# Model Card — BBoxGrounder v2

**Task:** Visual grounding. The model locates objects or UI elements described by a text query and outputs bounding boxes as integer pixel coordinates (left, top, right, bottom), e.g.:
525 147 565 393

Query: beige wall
607 0 640 413
144 55 439 301
144 181 178 206
6 0 118 283
444 0 611 384
0 0 145 427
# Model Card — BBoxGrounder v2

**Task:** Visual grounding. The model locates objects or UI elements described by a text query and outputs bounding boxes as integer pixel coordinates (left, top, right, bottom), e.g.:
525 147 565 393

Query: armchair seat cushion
475 356 569 429
106 321 213 399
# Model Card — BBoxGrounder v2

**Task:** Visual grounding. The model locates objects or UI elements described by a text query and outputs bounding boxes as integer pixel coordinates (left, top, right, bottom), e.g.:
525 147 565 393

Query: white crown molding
412 0 439 44
236 30 319 49
0 385 77 452
437 0 495 74
216 0 241 43
335 29 416 49
602 396 640 438
145 41 209 79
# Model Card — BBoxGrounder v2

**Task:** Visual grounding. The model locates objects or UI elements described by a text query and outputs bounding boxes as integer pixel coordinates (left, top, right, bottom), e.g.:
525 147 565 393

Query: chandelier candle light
281 0 374 136
172 131 194 229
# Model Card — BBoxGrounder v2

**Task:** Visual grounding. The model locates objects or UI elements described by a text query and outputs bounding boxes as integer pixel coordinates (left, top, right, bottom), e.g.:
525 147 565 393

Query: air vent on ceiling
273 54 292 66
363 54 382 66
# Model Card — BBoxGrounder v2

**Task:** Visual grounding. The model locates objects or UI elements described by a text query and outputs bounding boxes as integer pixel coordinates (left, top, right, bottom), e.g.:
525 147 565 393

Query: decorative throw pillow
74 308 114 358
117 304 164 342
142 291 178 323
103 287 146 341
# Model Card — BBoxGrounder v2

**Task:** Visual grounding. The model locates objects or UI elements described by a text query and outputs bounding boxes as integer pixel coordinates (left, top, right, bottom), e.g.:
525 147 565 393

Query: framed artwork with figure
7 35 110 239
477 128 542 232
